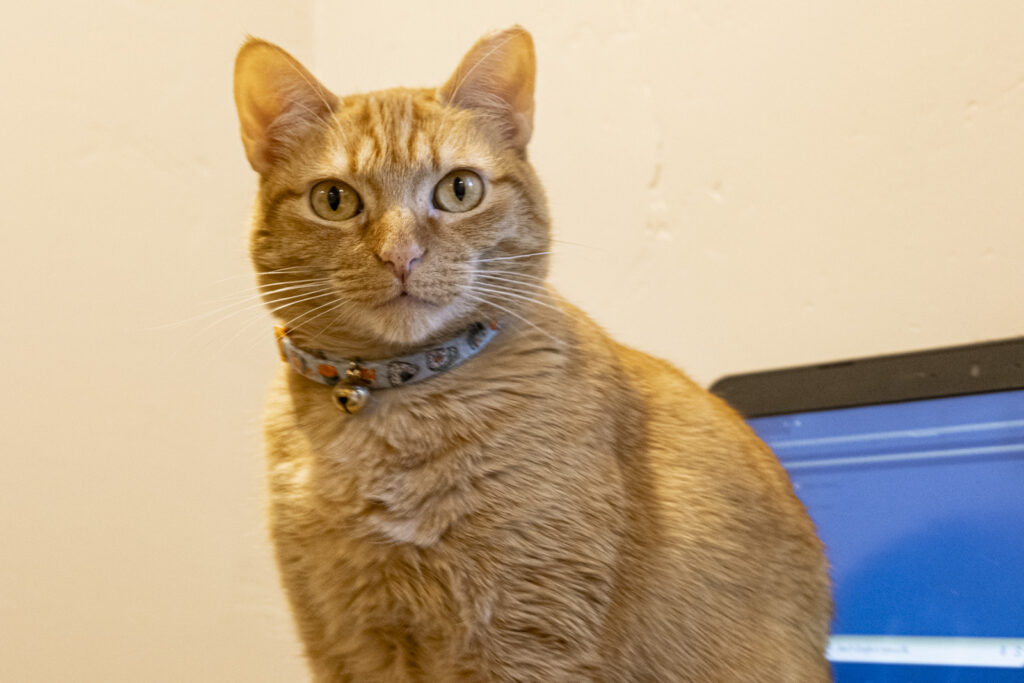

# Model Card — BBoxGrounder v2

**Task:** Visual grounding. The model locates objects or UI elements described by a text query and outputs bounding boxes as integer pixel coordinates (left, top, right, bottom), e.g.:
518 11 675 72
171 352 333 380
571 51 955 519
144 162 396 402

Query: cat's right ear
233 38 337 175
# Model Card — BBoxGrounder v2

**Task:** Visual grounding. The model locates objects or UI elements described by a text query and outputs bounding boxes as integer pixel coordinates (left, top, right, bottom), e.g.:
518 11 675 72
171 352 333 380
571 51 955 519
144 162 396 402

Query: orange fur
234 27 831 682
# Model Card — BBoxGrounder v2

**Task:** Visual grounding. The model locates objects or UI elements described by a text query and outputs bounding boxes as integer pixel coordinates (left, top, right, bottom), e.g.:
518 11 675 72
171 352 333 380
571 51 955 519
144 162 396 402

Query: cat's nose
380 242 424 283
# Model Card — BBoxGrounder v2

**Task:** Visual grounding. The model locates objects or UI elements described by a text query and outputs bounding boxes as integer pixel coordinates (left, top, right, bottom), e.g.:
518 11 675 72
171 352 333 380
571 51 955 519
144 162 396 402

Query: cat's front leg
309 644 418 683
308 660 353 683
275 548 424 683
461 564 612 682
292 611 428 683
470 626 605 683
274 558 362 683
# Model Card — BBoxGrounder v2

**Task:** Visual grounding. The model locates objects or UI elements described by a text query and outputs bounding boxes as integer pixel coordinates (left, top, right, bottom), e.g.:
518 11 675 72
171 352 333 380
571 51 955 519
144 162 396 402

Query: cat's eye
433 170 484 213
310 180 362 221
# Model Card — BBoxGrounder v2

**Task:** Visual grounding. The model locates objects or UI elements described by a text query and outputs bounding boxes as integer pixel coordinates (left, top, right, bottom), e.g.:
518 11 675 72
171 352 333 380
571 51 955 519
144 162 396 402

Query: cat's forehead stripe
404 97 423 166
322 92 493 179
353 136 376 172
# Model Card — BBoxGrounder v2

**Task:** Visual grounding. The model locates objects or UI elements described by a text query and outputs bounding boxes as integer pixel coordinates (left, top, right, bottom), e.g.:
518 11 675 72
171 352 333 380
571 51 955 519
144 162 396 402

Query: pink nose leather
380 242 424 283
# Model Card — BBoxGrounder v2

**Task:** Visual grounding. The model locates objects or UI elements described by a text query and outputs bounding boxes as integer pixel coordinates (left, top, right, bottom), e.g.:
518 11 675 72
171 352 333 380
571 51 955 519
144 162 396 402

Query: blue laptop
711 338 1024 682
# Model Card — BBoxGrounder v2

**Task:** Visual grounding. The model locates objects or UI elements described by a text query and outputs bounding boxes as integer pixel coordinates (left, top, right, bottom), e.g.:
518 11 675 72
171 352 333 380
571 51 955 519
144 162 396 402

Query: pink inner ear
239 83 285 142
234 39 337 173
440 27 536 149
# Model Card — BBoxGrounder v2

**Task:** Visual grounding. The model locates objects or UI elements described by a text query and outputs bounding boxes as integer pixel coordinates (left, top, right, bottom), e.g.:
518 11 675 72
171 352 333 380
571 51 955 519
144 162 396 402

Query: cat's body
235 27 831 682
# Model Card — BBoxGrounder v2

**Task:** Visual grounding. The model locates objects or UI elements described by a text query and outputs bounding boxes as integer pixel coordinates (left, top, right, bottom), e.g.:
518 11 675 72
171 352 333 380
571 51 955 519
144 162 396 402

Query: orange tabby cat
234 27 831 682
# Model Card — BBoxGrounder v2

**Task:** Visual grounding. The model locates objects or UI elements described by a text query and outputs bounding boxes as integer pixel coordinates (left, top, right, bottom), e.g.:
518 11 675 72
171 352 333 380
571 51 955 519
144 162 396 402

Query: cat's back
589 332 832 680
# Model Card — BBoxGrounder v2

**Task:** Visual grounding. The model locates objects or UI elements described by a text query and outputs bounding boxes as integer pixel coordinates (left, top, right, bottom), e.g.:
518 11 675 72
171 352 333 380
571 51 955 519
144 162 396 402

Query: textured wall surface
2 2 1022 681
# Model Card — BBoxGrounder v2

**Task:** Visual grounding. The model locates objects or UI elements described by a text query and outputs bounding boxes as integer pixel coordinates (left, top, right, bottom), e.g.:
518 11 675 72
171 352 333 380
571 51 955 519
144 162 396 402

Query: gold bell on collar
333 383 370 414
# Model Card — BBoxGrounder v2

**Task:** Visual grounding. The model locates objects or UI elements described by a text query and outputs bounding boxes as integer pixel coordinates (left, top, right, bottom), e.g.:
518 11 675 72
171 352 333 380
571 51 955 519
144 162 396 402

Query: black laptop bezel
710 337 1024 418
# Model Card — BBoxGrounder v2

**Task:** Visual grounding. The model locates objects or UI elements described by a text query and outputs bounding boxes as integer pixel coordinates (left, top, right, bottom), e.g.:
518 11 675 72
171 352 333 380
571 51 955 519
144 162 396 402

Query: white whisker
253 266 321 274
208 266 319 285
305 304 358 349
249 268 317 276
206 278 333 305
181 287 335 343
467 269 547 283
462 292 562 345
474 275 554 293
150 283 330 331
255 276 332 288
264 289 336 314
470 284 563 313
217 285 335 320
282 294 349 332
472 280 558 302
212 290 338 352
476 251 551 263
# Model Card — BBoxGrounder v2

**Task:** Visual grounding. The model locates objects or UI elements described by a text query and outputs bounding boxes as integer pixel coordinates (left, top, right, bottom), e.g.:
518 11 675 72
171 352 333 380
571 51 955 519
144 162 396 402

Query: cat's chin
368 296 464 347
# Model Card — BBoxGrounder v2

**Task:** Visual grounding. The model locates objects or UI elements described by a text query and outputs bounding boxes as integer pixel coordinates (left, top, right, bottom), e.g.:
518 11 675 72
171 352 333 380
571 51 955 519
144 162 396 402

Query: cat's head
233 27 550 354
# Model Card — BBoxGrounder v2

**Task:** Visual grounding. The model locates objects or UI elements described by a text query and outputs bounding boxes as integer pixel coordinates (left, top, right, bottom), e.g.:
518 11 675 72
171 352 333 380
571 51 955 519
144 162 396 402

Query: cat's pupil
328 186 341 211
453 176 466 202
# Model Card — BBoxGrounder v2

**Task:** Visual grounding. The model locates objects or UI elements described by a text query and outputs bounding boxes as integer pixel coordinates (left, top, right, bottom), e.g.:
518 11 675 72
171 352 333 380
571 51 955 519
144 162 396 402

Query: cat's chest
267 419 482 673
268 383 494 548
272 480 471 672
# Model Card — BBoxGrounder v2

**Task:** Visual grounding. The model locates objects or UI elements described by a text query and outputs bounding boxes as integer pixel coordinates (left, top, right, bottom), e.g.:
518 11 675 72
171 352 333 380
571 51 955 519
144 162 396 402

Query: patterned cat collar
274 321 501 414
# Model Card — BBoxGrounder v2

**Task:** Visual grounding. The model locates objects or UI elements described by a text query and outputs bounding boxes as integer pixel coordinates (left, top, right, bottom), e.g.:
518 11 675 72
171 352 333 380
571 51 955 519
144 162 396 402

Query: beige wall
2 2 1022 681
0 1 310 681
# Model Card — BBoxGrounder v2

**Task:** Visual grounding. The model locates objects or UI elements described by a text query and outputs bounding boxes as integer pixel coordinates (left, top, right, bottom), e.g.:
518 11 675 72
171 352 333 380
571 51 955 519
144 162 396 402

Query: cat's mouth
382 291 435 308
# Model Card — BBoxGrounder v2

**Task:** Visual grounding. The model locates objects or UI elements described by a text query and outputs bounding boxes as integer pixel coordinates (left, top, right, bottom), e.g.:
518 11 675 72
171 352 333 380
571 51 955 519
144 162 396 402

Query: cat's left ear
233 38 338 174
439 26 536 151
